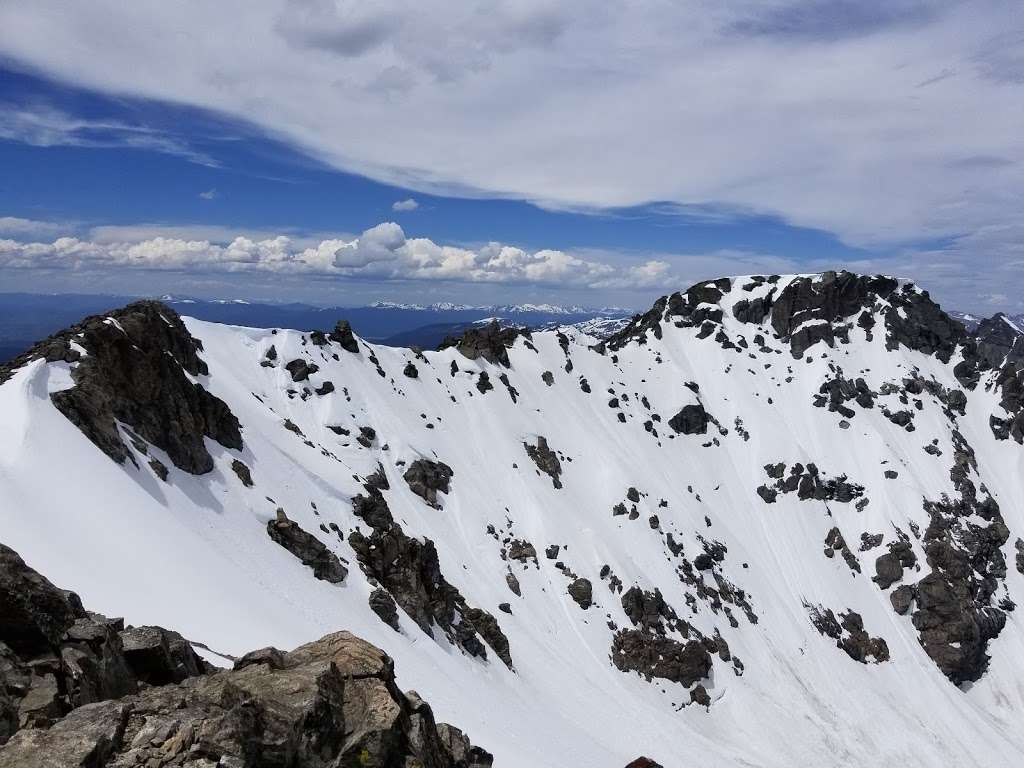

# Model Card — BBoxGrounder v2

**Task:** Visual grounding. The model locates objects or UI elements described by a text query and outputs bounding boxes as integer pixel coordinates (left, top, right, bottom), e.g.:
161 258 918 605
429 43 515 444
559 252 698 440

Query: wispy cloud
391 198 419 212
0 103 218 166
199 188 219 200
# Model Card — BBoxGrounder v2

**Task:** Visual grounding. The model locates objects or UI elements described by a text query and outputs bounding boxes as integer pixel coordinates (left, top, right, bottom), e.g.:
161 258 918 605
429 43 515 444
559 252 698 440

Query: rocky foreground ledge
0 543 492 767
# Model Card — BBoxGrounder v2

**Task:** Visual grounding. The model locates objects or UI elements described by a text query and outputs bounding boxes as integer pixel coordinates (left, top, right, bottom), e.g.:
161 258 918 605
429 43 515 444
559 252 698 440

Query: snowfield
3 272 1024 766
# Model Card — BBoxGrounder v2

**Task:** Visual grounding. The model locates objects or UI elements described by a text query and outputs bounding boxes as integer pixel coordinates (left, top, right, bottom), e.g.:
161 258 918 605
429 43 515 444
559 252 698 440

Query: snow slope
3 272 1024 766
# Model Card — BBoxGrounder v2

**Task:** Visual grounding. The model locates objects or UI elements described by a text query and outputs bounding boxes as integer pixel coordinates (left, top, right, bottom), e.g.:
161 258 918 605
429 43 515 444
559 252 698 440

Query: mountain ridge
3 269 1024 766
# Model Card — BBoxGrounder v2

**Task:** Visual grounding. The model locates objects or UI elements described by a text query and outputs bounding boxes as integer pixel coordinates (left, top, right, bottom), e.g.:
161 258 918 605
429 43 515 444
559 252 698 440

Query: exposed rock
315 380 335 396
0 631 492 768
230 458 253 487
0 543 213 749
267 510 348 584
349 489 511 668
439 320 530 367
668 403 710 435
625 757 665 768
462 608 513 669
507 540 538 564
524 436 563 488
328 319 360 353
823 527 861 574
689 684 711 707
873 552 904 589
118 625 209 686
0 544 82 657
369 588 401 631
285 358 318 382
403 458 454 508
891 585 916 615
567 578 593 609
610 630 712 687
403 361 419 379
807 604 888 664
505 572 522 597
19 301 244 474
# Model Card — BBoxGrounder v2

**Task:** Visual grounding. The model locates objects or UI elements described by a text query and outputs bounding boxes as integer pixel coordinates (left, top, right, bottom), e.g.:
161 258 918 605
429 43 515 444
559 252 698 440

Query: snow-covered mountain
369 300 630 315
3 270 1024 766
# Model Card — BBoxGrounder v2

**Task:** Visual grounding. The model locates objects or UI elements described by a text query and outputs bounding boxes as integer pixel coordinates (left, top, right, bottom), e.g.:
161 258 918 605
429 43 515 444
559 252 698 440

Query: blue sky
1 1 1022 311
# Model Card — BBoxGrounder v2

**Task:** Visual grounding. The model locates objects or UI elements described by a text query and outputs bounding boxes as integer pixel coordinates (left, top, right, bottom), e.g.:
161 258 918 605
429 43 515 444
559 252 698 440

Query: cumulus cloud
0 220 673 290
391 198 419 212
0 1 1021 252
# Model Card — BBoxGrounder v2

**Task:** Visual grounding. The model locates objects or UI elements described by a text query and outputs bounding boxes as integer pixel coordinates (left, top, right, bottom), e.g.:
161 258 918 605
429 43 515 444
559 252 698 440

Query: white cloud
0 216 70 239
0 220 673 290
199 188 218 200
0 103 217 166
1 1 1022 253
391 198 419 211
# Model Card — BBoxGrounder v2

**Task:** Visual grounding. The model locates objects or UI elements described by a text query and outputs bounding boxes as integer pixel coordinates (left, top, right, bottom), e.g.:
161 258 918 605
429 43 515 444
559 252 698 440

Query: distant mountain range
0 292 635 362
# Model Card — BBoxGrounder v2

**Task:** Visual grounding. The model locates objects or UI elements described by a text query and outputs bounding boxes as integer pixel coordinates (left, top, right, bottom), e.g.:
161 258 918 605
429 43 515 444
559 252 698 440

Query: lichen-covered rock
267 510 348 584
0 631 492 768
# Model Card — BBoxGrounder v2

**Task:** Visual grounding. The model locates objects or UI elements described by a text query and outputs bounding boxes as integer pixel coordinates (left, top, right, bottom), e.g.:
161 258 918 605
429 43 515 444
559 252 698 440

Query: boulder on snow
668 403 710 435
403 458 454 507
267 510 348 584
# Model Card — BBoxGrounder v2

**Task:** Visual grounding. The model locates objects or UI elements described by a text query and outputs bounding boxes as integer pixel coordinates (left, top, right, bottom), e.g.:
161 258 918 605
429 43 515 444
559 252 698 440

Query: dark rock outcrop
369 587 401 631
267 510 348 584
349 488 512 668
524 436 563 488
285 358 317 382
439 321 530 367
807 604 888 664
611 630 712 687
118 625 209 686
4 301 244 474
403 458 454 508
567 578 593 609
668 403 710 435
0 543 211 748
328 319 360 353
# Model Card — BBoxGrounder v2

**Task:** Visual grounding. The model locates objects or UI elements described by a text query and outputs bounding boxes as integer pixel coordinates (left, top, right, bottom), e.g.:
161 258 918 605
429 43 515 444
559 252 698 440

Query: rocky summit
4 270 1024 766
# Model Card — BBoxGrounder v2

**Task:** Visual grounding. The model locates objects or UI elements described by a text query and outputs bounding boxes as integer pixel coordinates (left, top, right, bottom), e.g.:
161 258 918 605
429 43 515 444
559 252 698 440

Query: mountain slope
3 271 1024 766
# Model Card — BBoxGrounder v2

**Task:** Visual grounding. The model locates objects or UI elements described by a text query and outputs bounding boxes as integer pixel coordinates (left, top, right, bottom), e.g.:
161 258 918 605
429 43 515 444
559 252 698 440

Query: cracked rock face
0 631 493 768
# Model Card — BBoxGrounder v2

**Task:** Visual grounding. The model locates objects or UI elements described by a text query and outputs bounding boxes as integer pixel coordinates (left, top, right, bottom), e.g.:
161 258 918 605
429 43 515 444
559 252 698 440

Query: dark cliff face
1 301 243 475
